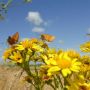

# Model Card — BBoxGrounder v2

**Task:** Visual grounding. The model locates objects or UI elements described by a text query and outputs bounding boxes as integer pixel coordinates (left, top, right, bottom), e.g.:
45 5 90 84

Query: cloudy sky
0 0 90 61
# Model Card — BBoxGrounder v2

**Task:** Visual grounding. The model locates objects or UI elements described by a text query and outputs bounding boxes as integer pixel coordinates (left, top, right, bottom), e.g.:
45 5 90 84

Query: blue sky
0 0 90 61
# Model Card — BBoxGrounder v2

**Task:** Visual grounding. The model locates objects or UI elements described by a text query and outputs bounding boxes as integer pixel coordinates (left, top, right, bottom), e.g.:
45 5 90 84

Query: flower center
57 59 71 69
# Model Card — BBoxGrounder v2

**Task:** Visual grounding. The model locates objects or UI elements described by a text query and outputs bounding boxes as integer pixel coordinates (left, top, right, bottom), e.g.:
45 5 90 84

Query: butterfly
41 34 55 42
7 32 19 45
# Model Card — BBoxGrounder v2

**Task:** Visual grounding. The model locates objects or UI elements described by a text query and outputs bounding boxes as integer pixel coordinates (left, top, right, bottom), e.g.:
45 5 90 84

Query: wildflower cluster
2 33 90 90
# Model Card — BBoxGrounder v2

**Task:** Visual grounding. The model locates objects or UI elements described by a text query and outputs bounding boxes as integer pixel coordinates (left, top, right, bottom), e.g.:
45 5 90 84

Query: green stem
54 76 58 90
24 61 31 75
34 61 42 90
23 61 37 89
56 75 63 89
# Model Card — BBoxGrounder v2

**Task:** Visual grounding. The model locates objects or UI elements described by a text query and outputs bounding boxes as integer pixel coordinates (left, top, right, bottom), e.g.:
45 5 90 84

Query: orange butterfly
7 32 19 45
41 34 55 42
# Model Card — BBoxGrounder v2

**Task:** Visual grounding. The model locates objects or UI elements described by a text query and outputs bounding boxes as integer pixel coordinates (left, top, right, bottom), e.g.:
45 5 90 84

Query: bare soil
0 65 52 90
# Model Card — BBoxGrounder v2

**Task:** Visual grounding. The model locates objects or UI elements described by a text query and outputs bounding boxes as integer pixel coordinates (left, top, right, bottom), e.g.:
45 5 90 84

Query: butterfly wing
11 32 19 42
7 32 19 45
41 34 55 42
7 36 14 45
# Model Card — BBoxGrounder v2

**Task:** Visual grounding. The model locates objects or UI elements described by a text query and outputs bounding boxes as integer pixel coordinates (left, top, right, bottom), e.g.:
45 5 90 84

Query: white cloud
32 27 45 33
26 12 43 25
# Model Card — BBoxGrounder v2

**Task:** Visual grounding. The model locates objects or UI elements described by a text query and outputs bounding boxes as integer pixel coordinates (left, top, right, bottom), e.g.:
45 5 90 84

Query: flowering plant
2 33 90 90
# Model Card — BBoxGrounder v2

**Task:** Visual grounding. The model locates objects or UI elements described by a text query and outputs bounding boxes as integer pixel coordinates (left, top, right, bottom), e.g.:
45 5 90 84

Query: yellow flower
30 38 38 43
80 55 90 72
42 51 81 77
56 52 81 77
47 48 57 58
66 74 85 90
41 54 57 65
81 55 90 64
67 49 80 59
67 74 90 90
32 43 44 52
79 83 90 90
9 51 23 63
2 48 12 60
80 64 90 72
80 41 90 52
16 38 43 52
16 39 32 50
47 48 56 54
22 39 31 48
67 83 90 90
